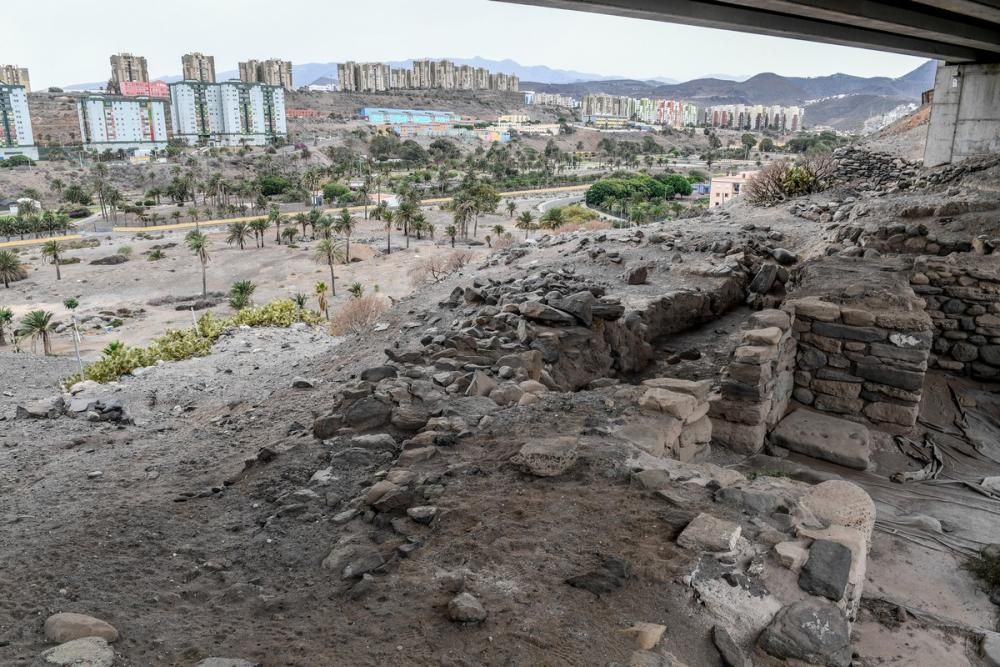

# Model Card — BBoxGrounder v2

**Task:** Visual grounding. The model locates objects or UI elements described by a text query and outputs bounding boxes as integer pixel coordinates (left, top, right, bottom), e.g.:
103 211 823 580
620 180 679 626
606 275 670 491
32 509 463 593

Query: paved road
0 234 82 249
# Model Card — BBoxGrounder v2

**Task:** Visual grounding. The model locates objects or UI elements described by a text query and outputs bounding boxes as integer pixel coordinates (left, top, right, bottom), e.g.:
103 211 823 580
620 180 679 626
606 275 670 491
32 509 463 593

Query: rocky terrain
3 130 1000 667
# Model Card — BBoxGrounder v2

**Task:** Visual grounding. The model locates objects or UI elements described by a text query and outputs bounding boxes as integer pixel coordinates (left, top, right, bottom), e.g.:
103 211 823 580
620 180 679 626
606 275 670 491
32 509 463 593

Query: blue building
361 108 459 125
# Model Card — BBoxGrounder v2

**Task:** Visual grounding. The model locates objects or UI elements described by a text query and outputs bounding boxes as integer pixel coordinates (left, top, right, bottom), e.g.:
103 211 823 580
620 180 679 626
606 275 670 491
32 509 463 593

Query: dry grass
555 220 613 234
329 294 391 335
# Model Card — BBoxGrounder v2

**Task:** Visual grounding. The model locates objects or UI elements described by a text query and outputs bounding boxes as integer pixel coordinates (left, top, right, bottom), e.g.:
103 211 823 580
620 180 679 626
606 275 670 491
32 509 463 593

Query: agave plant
347 282 364 299
0 306 12 345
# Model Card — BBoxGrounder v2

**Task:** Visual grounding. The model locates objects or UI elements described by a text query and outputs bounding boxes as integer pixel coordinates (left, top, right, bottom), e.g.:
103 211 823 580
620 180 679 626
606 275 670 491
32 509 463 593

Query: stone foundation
912 255 1000 380
709 309 796 453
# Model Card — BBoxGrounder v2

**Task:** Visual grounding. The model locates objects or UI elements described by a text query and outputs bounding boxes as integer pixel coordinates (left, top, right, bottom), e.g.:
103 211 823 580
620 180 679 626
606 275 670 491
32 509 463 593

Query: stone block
789 297 841 322
733 345 778 365
854 362 924 392
680 415 712 446
711 418 767 454
709 397 770 425
798 540 852 601
775 540 812 571
863 401 919 426
677 513 741 552
749 309 791 331
639 388 698 421
813 394 864 414
642 377 713 401
511 438 579 477
743 327 783 346
812 322 888 342
770 410 870 470
811 379 862 399
727 361 772 385
839 307 875 326
799 333 842 353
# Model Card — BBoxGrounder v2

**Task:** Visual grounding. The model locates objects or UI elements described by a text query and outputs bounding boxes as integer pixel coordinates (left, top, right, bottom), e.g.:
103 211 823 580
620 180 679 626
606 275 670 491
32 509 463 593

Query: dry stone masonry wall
709 309 796 453
912 255 1000 380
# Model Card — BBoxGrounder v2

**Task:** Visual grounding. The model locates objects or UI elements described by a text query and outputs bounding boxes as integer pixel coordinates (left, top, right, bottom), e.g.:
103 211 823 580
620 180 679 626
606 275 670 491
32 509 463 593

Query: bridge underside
498 0 1000 63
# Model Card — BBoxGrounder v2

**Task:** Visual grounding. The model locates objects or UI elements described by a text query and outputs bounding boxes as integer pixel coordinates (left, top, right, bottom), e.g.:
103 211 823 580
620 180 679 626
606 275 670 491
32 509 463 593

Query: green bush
64 299 322 385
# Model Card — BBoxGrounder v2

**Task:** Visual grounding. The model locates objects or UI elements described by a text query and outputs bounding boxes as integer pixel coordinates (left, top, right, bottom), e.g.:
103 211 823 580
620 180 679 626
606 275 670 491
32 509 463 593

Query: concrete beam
498 0 999 61
924 62 1000 166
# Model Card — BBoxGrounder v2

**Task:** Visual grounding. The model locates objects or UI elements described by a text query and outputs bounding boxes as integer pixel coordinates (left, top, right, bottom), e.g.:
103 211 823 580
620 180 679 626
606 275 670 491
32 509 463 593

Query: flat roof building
182 53 216 83
0 65 30 92
77 94 168 152
110 53 149 93
0 85 38 160
170 80 287 146
239 59 293 91
710 171 758 207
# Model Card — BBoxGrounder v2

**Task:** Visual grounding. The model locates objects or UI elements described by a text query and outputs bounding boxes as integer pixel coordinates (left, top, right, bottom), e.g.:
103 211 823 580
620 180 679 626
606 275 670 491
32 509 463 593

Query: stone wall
785 296 931 427
709 309 796 453
911 255 1000 380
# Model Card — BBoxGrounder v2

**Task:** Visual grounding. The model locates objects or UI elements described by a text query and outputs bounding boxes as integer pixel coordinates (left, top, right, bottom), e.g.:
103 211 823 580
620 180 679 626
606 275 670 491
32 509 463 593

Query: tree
741 133 757 159
17 310 54 355
228 280 256 310
313 238 345 297
506 201 517 217
40 240 64 280
0 250 24 287
397 201 417 248
0 307 12 345
226 221 251 249
281 226 298 245
322 182 351 204
759 137 775 153
268 205 282 244
444 224 457 248
315 281 330 320
492 224 506 238
382 210 394 255
539 207 565 230
249 218 270 248
334 208 357 261
185 230 210 299
515 211 536 239
63 297 84 377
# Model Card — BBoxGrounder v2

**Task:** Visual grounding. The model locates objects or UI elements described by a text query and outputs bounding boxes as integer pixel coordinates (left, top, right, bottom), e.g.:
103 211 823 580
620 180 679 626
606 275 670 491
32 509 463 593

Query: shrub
147 249 166 261
117 245 133 257
322 182 351 203
64 299 322 385
329 294 391 335
743 156 836 206
408 250 474 285
258 175 291 196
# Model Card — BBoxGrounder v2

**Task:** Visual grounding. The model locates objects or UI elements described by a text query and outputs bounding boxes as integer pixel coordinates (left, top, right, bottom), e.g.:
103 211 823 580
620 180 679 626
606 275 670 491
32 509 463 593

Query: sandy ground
1 196 566 359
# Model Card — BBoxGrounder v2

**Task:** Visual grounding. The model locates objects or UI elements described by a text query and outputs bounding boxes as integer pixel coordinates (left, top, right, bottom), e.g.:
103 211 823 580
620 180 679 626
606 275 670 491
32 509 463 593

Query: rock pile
913 255 1000 379
832 147 920 193
709 309 795 453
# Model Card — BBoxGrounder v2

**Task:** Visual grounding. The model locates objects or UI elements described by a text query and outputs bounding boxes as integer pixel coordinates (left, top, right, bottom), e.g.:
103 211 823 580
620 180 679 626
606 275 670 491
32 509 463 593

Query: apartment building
655 100 698 128
0 85 38 159
526 91 580 108
705 104 803 131
709 171 758 207
110 53 149 92
77 95 168 152
169 80 287 146
182 53 216 83
339 59 518 93
239 59 293 91
0 65 31 92
119 81 169 98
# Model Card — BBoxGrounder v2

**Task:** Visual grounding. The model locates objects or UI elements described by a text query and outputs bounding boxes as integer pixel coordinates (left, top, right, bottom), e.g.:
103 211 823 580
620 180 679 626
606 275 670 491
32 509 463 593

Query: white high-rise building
169 80 287 146
77 95 168 152
0 84 38 160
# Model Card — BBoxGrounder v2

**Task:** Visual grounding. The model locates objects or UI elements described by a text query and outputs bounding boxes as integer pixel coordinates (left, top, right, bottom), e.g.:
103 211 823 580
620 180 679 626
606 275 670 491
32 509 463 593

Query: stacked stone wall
911 256 1000 380
709 309 796 453
785 297 932 427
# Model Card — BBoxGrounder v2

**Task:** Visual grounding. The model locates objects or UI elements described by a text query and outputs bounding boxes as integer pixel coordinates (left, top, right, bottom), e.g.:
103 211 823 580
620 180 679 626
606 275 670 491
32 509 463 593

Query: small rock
44 612 119 644
625 266 649 285
447 592 487 623
798 539 852 601
40 637 115 667
677 513 741 552
771 248 797 266
291 377 315 389
759 599 852 667
622 622 666 650
406 506 438 524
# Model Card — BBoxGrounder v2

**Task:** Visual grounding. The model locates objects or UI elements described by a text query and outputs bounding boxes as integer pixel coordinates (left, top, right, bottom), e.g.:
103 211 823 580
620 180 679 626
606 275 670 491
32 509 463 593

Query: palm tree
358 176 371 219
411 213 431 240
516 211 536 239
250 217 270 248
315 281 330 320
539 207 565 231
268 205 282 244
506 201 517 217
228 280 256 310
0 307 12 345
0 250 25 288
445 224 458 248
382 210 394 255
492 224 506 238
334 208 357 261
281 226 298 245
315 215 334 240
313 238 345 297
40 240 64 280
185 230 210 299
397 201 418 249
17 310 54 355
226 221 251 249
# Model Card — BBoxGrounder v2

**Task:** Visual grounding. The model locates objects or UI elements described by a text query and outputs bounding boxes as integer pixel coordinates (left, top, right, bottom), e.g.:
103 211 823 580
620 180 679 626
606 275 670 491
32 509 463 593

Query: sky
10 0 928 89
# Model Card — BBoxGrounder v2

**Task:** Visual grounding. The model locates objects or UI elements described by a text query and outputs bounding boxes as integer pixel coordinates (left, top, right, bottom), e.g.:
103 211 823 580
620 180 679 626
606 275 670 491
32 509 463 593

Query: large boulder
770 409 870 470
759 600 852 667
44 612 119 644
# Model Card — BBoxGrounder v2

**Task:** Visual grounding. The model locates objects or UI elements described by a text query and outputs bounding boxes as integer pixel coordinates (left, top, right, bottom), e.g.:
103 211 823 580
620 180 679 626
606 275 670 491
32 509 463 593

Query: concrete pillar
924 61 1000 167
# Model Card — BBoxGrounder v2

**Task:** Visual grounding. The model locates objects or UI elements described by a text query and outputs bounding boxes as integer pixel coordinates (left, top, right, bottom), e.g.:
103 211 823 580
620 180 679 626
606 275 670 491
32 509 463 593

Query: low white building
0 84 39 160
77 95 168 152
169 80 287 146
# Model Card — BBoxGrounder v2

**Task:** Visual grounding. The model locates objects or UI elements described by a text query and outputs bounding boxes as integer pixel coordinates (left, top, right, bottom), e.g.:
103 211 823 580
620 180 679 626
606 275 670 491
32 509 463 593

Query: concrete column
924 61 1000 167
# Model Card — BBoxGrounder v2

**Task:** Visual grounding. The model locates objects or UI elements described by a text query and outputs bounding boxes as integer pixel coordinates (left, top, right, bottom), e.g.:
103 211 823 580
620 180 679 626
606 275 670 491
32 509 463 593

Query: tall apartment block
169 81 287 146
182 52 216 83
0 85 38 160
77 95 168 152
0 65 31 92
109 53 149 93
238 59 293 91
338 59 518 93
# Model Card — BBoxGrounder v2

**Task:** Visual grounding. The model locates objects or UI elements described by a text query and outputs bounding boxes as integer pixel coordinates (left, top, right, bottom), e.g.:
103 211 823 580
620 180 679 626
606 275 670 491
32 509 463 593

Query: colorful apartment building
0 84 38 160
77 95 168 152
118 81 169 98
705 104 803 131
170 81 287 146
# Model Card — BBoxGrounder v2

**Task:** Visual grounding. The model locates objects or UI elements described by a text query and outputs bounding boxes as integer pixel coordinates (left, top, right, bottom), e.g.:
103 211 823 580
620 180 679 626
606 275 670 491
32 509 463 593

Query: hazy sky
11 0 927 89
